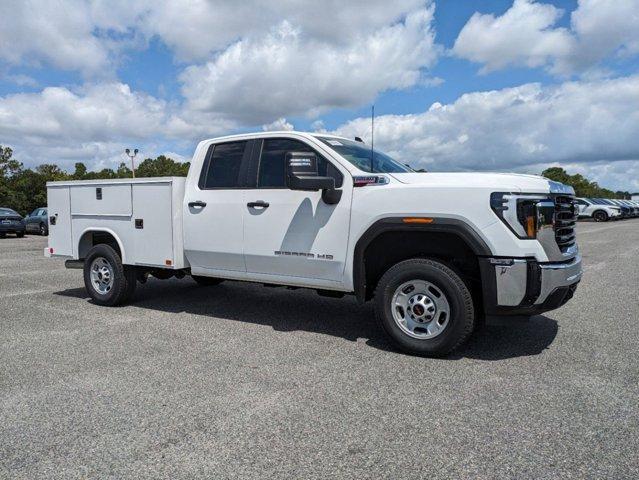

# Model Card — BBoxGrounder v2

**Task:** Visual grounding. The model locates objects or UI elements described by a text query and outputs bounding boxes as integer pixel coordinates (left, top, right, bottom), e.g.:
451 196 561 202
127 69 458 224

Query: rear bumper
479 254 582 316
0 223 25 233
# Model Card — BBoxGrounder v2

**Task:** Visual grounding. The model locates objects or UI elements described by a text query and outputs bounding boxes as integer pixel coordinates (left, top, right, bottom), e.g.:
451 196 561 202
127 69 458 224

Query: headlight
490 192 554 239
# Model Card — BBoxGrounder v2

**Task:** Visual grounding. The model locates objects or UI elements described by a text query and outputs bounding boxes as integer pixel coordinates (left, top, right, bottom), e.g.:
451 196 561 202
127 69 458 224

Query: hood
388 172 574 195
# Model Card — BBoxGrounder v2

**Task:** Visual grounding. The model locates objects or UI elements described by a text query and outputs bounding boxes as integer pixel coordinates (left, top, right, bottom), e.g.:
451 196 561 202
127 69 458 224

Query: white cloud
262 118 294 132
453 0 639 76
179 6 438 123
334 75 639 190
453 0 574 73
0 1 111 75
0 82 234 171
126 0 429 62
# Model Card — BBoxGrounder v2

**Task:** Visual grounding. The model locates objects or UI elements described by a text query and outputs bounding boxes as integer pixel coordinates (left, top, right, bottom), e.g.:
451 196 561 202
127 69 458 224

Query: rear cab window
199 141 248 189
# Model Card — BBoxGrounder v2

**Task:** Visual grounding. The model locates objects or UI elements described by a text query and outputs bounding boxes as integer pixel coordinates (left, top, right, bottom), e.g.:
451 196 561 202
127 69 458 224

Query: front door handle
247 201 269 209
188 201 207 209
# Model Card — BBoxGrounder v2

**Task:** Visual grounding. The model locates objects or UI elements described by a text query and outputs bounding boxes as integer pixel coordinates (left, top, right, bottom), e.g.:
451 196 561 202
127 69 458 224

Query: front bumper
479 254 582 316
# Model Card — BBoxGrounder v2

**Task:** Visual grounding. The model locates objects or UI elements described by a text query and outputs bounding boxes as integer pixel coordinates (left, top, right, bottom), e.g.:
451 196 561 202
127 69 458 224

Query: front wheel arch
353 218 489 303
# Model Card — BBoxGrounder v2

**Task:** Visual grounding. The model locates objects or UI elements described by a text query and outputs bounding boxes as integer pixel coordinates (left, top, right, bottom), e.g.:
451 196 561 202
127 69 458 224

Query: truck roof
203 131 353 143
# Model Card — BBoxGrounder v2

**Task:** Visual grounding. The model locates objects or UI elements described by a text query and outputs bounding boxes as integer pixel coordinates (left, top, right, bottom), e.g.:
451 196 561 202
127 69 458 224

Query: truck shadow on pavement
56 279 558 361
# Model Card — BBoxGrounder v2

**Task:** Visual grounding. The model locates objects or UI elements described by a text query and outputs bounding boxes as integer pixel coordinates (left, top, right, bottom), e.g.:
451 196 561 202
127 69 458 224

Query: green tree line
541 167 630 199
0 145 189 215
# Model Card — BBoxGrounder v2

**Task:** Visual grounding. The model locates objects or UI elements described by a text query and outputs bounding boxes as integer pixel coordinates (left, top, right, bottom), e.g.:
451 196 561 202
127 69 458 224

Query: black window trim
249 137 344 190
198 139 256 190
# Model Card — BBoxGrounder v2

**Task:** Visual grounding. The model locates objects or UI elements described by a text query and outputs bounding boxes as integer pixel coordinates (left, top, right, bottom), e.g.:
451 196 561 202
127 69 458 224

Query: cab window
257 138 343 189
199 141 248 189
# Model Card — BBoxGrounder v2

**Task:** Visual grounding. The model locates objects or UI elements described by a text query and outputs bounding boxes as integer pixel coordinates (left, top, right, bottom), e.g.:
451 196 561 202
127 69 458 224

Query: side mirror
285 152 342 205
286 152 333 191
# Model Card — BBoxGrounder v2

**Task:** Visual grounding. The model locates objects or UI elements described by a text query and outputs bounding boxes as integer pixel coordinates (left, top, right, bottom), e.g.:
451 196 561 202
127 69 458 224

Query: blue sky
0 0 638 190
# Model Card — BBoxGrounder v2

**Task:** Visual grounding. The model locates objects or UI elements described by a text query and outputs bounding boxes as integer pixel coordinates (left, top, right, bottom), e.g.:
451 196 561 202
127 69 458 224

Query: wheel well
78 231 122 260
360 231 482 302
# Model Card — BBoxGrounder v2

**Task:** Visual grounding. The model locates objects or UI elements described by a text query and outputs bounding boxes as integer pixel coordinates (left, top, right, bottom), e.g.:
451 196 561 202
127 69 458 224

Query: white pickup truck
46 131 582 356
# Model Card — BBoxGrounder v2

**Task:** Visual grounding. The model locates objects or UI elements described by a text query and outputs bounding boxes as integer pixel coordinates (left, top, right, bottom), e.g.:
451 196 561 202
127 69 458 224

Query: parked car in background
617 200 639 217
575 198 621 222
596 198 631 218
25 207 49 235
0 208 25 238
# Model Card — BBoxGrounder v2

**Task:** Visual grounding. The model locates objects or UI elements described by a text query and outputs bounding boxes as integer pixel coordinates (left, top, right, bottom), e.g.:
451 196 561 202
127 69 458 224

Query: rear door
183 140 253 276
242 137 352 284
47 186 73 256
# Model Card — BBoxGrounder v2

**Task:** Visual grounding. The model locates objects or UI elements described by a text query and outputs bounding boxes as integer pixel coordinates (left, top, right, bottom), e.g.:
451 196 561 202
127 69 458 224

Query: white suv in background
575 198 621 222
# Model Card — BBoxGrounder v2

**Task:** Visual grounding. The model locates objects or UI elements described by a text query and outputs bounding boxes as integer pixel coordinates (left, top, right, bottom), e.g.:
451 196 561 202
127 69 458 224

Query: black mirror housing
286 152 334 191
285 151 341 204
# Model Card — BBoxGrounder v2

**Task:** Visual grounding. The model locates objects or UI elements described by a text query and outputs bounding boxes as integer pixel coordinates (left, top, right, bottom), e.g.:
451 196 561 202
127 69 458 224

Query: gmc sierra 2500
46 131 582 356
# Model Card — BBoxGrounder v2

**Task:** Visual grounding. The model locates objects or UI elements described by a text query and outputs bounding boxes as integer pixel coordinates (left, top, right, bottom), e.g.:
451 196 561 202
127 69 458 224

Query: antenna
370 105 374 173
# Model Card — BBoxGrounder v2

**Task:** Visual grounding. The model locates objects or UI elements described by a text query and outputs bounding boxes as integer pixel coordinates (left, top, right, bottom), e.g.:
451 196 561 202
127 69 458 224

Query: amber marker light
402 217 434 224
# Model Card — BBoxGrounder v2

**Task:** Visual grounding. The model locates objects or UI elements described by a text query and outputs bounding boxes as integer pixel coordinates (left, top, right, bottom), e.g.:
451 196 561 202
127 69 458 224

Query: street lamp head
125 148 130 155
134 149 139 155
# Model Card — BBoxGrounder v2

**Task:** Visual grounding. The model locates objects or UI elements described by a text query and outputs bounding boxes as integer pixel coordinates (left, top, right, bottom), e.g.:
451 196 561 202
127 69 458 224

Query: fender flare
77 227 127 264
352 217 493 302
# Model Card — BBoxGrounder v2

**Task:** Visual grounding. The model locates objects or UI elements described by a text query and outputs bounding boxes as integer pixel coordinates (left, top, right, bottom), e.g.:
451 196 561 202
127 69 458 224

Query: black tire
83 244 136 306
0 232 5 238
593 210 608 222
40 223 48 236
192 275 224 286
16 231 25 238
374 258 475 357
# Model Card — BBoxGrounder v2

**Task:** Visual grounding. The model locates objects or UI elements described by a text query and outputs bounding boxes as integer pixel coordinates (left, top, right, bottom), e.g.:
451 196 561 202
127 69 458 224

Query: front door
242 137 352 285
183 140 253 277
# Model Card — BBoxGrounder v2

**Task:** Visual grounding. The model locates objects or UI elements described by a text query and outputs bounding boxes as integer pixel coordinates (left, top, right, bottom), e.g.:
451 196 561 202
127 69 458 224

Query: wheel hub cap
90 257 114 295
391 280 450 339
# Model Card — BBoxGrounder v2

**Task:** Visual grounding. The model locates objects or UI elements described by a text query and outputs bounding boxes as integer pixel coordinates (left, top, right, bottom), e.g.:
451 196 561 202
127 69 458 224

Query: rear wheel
40 223 48 236
83 244 136 306
192 275 224 286
16 231 24 238
593 210 608 222
374 258 475 357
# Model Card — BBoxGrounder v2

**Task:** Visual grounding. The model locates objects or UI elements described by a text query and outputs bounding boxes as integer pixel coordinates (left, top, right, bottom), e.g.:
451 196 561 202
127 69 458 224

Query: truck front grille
553 195 577 251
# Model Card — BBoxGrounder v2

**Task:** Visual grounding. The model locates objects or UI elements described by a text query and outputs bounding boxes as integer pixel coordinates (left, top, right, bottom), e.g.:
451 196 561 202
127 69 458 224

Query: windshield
316 137 412 173
0 208 18 215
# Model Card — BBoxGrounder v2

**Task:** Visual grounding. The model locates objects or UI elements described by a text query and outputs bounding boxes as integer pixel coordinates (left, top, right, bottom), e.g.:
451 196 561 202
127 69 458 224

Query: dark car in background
25 207 49 236
0 208 25 238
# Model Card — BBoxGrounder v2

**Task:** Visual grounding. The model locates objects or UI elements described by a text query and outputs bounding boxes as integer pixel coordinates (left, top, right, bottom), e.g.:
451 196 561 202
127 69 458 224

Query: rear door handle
247 201 269 209
188 201 207 208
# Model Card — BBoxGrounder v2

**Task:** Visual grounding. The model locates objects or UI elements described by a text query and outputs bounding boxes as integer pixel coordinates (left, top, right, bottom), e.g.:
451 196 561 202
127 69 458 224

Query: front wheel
374 258 475 357
16 231 24 238
40 223 48 236
593 210 608 222
83 244 137 306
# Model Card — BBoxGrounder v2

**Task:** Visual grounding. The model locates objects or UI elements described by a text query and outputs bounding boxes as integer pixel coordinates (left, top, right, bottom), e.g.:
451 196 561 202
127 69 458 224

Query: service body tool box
46 177 187 269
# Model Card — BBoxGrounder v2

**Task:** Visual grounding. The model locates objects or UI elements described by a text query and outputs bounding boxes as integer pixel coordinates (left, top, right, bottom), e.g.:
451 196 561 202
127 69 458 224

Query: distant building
632 193 639 201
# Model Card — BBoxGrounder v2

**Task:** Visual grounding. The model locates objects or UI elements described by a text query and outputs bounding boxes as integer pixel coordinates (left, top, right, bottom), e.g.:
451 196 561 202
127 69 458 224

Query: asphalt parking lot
1 221 638 479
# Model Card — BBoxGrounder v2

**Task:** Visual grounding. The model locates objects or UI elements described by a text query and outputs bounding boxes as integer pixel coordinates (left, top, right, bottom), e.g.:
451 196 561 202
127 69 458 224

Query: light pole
125 148 138 178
